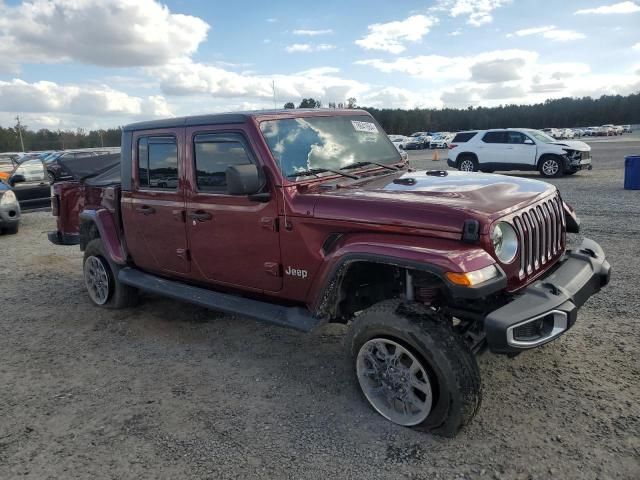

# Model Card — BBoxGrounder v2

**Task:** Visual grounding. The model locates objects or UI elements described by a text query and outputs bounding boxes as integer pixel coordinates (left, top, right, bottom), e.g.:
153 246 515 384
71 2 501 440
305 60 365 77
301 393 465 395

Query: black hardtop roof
122 108 369 132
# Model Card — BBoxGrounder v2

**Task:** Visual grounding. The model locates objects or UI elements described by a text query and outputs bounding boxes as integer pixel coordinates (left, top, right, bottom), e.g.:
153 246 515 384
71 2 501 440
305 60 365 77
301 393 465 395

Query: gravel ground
1 136 639 479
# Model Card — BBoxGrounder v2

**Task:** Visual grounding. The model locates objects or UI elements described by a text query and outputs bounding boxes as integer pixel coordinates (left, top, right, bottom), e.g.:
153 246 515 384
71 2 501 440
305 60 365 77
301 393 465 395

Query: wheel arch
536 152 566 170
308 237 505 320
79 209 127 264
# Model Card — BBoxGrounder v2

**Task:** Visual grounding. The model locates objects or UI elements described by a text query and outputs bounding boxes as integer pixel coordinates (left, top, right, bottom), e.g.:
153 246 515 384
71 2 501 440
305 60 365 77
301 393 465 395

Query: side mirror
524 138 534 145
226 164 262 196
9 174 26 186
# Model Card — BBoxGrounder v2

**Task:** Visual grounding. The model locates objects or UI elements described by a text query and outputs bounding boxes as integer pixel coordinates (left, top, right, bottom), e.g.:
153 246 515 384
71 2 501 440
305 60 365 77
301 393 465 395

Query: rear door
477 131 507 166
185 127 282 292
121 131 190 275
505 131 537 167
10 159 50 208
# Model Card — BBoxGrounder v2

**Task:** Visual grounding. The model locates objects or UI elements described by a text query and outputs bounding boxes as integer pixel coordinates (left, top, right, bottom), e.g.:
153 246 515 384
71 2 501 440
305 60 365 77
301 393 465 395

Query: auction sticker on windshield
351 120 378 133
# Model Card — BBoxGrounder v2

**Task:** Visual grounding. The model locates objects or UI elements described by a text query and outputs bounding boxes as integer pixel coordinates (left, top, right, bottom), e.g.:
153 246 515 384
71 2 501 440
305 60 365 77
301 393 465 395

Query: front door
505 131 537 167
11 159 50 209
121 132 190 275
185 129 282 292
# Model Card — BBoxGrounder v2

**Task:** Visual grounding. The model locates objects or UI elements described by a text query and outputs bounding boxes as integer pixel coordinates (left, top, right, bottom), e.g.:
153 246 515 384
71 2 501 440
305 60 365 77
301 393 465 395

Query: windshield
528 130 555 143
260 115 401 179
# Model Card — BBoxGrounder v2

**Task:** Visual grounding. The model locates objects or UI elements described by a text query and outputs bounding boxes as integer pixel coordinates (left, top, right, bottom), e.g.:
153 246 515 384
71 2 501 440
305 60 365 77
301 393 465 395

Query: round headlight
0 190 17 206
491 222 518 263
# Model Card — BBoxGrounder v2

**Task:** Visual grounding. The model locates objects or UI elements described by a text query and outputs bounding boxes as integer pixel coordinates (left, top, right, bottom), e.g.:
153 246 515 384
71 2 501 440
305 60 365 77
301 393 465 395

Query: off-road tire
83 238 137 309
345 300 482 437
2 224 19 235
539 156 564 178
458 155 479 172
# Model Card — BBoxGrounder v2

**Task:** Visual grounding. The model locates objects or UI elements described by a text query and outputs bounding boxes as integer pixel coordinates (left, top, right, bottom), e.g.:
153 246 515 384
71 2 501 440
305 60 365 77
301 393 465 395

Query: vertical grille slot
511 194 565 279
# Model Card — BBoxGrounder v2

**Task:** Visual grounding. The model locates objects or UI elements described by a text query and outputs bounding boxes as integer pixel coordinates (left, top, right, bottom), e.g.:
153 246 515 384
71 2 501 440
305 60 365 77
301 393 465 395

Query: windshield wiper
340 161 399 172
287 167 359 180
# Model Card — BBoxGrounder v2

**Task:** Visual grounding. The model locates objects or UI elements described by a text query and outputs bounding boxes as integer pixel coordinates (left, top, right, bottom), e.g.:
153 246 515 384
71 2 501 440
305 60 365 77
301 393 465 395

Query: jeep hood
551 140 590 151
309 170 556 234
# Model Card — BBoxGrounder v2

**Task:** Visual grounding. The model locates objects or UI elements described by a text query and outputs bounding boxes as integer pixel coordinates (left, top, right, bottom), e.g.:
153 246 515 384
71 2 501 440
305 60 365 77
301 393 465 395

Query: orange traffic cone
432 148 439 161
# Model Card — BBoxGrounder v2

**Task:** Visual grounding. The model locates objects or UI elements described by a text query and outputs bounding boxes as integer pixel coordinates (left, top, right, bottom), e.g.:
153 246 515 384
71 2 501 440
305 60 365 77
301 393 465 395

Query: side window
15 159 45 181
137 136 178 190
194 134 253 193
482 132 507 144
507 132 525 144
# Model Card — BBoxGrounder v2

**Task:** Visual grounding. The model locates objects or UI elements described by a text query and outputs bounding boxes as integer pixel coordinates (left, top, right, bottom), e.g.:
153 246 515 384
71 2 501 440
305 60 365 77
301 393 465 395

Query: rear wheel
539 156 564 178
83 238 137 309
346 300 481 436
458 156 478 172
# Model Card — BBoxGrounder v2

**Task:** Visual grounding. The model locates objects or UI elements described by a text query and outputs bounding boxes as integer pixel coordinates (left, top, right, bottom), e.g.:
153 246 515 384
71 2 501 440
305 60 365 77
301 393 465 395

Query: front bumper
484 238 610 354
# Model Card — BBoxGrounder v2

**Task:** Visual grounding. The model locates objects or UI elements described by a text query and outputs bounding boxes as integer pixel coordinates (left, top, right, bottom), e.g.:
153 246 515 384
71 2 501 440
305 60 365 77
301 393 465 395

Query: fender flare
455 152 479 168
308 236 507 317
79 209 127 265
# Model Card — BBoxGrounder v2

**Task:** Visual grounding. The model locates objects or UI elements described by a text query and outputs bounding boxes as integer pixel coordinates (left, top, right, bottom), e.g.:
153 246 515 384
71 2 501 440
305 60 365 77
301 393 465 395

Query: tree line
0 125 122 152
1 92 638 152
285 93 640 135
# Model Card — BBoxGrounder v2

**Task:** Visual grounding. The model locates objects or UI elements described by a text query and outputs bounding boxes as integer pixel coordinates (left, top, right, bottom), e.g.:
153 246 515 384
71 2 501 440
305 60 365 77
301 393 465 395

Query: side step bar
118 267 323 333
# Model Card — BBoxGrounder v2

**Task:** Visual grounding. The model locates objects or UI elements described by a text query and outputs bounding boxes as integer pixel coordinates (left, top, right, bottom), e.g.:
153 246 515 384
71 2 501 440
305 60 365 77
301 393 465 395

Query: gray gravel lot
1 136 639 479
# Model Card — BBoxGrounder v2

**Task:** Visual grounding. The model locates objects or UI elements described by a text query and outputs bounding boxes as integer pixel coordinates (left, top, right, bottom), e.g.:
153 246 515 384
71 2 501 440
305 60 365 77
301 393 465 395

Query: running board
118 268 322 332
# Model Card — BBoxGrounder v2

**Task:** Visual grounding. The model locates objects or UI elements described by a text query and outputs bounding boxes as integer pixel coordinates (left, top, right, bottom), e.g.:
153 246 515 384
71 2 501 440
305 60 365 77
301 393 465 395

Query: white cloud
356 49 538 82
434 0 511 26
292 29 333 36
0 0 209 72
448 29 462 36
542 29 586 41
267 18 278 23
575 1 640 14
632 42 640 51
512 25 556 36
355 15 437 54
148 60 366 104
509 25 585 41
285 43 336 53
0 79 172 119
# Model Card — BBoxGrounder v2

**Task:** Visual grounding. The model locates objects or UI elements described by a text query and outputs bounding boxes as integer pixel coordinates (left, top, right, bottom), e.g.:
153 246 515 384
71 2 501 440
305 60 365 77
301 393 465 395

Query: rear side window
452 132 477 143
482 131 507 143
506 132 527 144
194 133 253 193
137 136 178 190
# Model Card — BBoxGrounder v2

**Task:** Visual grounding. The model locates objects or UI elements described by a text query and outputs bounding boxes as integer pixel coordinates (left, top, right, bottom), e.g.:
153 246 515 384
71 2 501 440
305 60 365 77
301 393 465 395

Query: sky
0 0 639 130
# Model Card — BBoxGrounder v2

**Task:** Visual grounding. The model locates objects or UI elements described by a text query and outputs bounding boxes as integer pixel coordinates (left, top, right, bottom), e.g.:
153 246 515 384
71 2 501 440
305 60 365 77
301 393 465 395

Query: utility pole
99 130 104 148
15 115 25 152
272 80 277 109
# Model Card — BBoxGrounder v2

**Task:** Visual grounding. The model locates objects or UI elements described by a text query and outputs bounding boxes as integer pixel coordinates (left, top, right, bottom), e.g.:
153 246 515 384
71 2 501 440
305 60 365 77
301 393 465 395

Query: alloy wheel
84 255 111 305
542 159 559 176
459 159 475 172
356 338 434 426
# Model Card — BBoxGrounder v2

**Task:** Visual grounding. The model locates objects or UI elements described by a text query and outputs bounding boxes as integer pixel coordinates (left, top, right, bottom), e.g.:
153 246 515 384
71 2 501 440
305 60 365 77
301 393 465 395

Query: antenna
272 80 277 109
15 115 25 152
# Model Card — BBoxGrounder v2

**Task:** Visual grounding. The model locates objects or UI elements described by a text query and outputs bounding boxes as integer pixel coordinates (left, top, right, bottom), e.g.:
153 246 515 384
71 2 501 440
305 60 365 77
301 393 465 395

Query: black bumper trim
48 231 80 246
484 237 610 354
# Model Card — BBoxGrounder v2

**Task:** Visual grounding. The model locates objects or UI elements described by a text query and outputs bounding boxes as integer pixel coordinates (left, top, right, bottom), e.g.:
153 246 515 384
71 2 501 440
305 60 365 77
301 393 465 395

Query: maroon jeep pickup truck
49 109 609 436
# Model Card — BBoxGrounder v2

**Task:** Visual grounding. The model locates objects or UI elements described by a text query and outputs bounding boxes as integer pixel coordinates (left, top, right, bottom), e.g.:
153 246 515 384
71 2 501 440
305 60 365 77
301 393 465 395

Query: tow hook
542 282 561 295
580 248 597 258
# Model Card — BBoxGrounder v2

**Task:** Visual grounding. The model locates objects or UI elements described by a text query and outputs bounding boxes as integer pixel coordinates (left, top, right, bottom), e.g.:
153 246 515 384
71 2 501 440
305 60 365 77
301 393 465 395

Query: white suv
447 129 593 178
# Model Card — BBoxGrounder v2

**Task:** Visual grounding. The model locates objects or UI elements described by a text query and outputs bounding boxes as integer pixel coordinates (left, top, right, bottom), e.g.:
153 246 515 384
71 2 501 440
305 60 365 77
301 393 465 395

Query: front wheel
539 157 564 178
346 300 482 436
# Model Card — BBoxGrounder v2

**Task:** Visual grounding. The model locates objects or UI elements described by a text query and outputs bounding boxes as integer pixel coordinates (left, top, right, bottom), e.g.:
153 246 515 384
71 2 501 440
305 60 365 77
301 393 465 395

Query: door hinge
264 262 281 277
261 216 279 232
176 248 190 261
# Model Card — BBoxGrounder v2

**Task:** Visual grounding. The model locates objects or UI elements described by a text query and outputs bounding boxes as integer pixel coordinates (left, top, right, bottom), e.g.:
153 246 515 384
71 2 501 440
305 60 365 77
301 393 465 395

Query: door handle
135 205 155 215
189 211 212 222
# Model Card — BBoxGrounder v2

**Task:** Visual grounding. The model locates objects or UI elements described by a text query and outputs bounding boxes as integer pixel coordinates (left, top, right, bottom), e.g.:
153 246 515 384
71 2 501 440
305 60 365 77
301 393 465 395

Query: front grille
512 195 565 279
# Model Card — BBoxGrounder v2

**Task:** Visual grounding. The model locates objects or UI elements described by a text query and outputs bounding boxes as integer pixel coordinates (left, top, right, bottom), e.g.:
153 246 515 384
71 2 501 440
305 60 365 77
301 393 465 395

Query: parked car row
0 148 121 222
541 125 631 139
388 132 455 150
